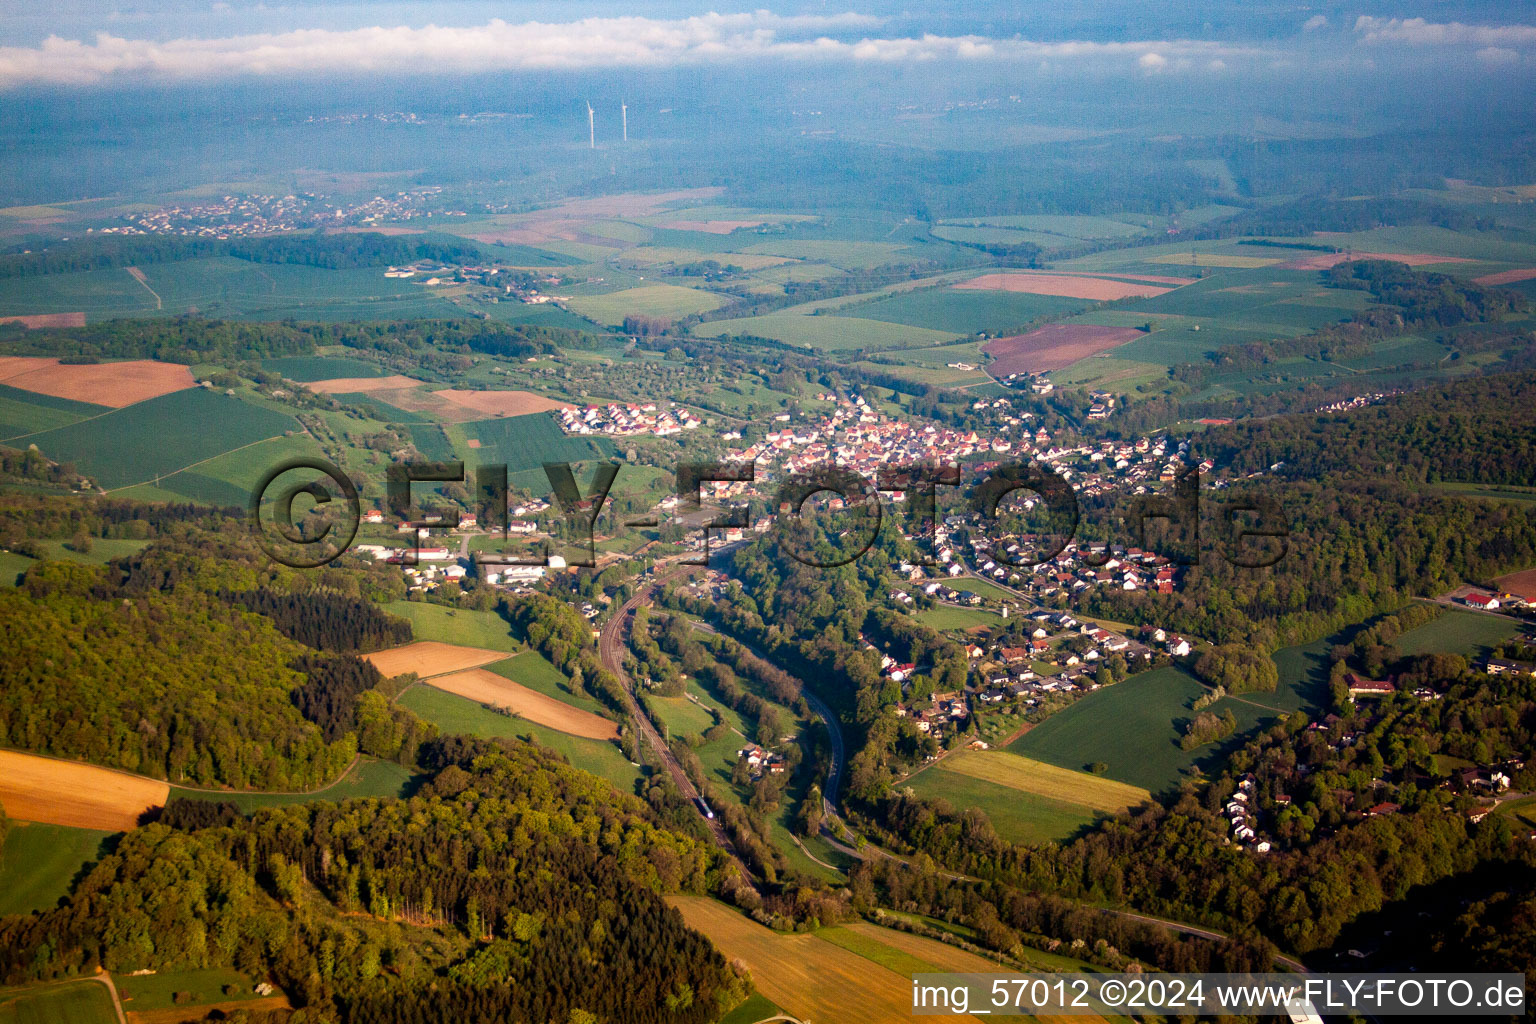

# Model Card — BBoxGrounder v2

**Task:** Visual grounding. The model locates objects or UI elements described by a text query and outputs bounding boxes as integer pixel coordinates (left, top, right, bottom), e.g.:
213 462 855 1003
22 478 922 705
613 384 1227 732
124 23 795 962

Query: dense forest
0 231 483 278
0 741 744 1024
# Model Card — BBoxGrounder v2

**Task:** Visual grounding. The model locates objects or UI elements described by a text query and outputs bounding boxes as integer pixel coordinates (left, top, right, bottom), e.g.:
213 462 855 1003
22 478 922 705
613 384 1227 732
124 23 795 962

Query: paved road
597 567 758 885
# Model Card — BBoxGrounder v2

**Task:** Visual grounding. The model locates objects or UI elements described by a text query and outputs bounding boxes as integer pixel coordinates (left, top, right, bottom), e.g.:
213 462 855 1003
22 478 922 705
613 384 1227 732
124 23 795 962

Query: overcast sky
1 3 1534 89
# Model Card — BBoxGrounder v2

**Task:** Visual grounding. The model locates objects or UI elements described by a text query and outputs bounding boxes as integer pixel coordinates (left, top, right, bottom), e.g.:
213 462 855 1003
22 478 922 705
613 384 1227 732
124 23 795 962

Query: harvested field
0 749 167 831
935 749 1151 813
1495 567 1536 603
668 896 994 1023
0 312 86 328
954 272 1171 300
984 324 1145 375
0 357 195 407
1473 268 1536 286
656 219 763 233
428 389 569 418
1147 253 1282 269
426 669 619 740
1277 251 1477 270
363 641 508 679
305 374 427 394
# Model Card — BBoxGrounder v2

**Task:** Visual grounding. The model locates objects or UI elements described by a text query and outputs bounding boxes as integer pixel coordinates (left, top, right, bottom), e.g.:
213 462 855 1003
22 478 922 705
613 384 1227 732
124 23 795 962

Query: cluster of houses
1462 589 1535 612
892 693 969 741
106 187 440 237
971 540 1183 597
1225 776 1272 853
560 402 702 437
735 743 787 780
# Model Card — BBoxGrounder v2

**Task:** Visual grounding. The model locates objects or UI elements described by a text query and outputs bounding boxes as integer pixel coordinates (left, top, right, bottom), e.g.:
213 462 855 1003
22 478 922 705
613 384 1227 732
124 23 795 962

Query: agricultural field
648 693 719 740
261 355 386 381
907 749 1150 845
844 287 1088 334
423 668 619 740
1395 609 1518 659
913 604 999 632
0 980 119 1024
735 239 908 269
23 388 298 491
362 640 508 679
381 601 517 650
396 685 641 790
489 651 613 719
0 257 468 322
115 968 270 1016
954 272 1176 301
0 749 168 831
135 431 326 508
668 895 1037 1023
938 213 1152 238
985 324 1146 376
0 384 108 441
0 357 195 407
1011 662 1323 793
693 312 960 351
170 758 420 813
564 284 726 326
461 412 614 474
0 821 113 916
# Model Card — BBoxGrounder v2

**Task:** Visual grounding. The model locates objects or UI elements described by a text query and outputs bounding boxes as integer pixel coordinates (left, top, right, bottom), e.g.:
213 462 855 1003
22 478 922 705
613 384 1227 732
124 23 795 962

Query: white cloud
0 12 1264 88
1354 16 1536 48
1476 46 1522 65
1303 15 1327 32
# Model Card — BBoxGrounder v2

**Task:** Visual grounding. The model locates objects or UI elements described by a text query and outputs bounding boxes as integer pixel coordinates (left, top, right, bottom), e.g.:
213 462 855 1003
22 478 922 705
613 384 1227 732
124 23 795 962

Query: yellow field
0 749 168 831
938 750 1151 814
1146 253 1281 268
363 641 509 679
426 670 619 740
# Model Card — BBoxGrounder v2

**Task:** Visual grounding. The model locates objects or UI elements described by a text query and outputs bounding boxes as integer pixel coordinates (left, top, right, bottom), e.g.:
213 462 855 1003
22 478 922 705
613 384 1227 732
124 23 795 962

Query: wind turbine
621 102 628 142
586 101 595 149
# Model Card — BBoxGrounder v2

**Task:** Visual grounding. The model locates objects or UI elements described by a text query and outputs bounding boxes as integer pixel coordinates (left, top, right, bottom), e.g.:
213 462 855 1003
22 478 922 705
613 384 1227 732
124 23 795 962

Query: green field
383 600 518 650
913 604 999 631
907 748 1151 844
406 423 455 460
649 693 719 739
736 239 908 269
24 388 298 490
905 765 1102 844
170 757 420 812
0 384 109 441
115 968 263 1012
489 651 613 718
0 257 468 321
718 991 782 1024
397 685 641 791
0 550 35 586
29 538 150 567
1010 661 1323 793
939 213 1151 239
1396 608 1518 659
694 313 960 351
845 288 1086 334
564 284 726 326
0 822 113 916
461 413 615 474
0 981 118 1024
142 431 326 507
260 355 385 381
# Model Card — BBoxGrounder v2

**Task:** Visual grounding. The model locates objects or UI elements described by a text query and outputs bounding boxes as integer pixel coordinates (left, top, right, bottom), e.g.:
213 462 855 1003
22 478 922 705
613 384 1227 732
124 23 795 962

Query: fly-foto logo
250 458 1288 571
